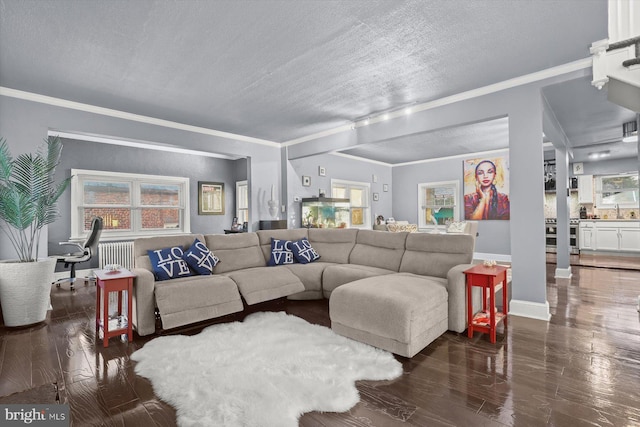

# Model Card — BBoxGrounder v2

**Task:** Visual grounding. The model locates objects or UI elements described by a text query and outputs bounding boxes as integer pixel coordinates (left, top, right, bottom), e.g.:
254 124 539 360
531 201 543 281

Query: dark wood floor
1 261 640 426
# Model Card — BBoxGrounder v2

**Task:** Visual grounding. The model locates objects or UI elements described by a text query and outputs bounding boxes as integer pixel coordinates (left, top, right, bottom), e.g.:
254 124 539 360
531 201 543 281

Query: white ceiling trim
48 130 242 160
391 148 510 168
0 87 280 148
283 58 592 147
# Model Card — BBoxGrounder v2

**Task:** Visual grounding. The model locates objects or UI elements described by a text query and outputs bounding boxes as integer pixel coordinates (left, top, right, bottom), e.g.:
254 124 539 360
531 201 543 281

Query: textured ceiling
340 117 509 165
0 0 635 164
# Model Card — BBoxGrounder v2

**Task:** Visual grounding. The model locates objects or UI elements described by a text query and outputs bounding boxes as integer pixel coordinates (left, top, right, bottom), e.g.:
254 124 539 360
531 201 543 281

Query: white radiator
98 241 135 269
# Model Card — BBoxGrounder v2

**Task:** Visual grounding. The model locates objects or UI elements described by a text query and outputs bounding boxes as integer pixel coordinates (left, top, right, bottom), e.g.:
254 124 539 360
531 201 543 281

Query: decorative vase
0 257 56 327
268 199 279 219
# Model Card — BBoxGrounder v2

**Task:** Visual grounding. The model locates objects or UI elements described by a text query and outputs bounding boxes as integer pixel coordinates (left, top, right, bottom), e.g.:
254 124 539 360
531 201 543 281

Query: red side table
94 268 134 347
464 264 509 343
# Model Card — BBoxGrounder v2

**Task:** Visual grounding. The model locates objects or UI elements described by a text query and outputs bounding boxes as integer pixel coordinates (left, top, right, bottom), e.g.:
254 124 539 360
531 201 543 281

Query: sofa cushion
349 229 407 271
147 246 193 281
267 238 296 266
329 274 448 357
183 238 219 274
257 229 309 262
154 274 243 330
322 264 396 297
399 233 474 278
204 233 266 274
224 267 305 305
307 228 357 264
284 261 334 300
291 237 321 264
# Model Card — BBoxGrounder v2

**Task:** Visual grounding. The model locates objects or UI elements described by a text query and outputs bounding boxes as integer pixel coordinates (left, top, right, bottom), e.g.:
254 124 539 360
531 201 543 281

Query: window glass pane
141 208 181 229
83 181 130 205
351 188 363 206
425 186 455 207
425 207 455 225
141 183 180 207
351 208 364 225
332 186 347 198
238 184 248 209
600 175 639 205
84 208 131 231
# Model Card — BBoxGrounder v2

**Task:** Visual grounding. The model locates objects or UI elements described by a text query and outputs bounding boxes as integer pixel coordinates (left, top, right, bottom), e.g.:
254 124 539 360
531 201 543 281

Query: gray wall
574 157 639 176
287 153 392 228
0 94 281 260
49 138 245 268
392 150 511 256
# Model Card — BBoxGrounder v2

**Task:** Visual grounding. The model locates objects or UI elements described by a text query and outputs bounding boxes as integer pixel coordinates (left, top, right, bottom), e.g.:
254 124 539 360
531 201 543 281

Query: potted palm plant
0 136 71 326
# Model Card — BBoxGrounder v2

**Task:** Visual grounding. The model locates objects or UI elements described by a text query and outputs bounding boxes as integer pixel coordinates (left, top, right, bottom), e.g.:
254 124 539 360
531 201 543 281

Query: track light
622 120 638 143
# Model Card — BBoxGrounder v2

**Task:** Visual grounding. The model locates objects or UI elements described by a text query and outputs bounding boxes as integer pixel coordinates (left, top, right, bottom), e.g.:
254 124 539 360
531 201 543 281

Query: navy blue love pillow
268 238 296 266
147 246 193 281
182 238 219 275
291 237 320 264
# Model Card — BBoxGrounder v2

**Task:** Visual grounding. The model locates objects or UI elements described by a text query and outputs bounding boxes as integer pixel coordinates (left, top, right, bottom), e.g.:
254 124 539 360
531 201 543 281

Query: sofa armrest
131 268 157 336
446 264 483 333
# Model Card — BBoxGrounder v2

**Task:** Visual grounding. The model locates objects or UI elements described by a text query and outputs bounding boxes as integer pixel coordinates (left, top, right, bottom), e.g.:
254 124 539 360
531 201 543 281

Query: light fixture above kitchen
588 150 611 160
622 120 638 143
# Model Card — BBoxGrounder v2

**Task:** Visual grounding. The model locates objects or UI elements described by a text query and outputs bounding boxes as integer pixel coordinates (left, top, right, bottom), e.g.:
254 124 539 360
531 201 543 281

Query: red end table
464 264 509 343
94 268 134 347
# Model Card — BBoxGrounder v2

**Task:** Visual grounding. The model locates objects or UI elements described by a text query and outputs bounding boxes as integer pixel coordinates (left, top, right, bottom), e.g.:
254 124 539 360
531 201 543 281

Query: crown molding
0 87 280 148
49 130 242 160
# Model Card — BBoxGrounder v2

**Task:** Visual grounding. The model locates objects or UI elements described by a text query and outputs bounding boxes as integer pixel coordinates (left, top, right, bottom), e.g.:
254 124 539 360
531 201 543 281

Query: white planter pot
0 258 56 327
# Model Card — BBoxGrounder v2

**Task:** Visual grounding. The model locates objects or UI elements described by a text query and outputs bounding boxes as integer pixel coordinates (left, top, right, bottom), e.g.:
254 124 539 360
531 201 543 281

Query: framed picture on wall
463 155 510 220
198 181 225 215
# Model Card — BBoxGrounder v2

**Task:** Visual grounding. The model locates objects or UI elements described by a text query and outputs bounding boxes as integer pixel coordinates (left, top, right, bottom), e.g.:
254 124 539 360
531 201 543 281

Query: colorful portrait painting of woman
464 156 510 220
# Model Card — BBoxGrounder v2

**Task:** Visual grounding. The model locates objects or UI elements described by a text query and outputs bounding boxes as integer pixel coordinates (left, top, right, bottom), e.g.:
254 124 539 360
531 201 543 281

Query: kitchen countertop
579 219 640 222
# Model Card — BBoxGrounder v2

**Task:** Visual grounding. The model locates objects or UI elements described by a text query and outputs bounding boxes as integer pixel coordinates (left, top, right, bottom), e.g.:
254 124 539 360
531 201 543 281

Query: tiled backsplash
544 192 580 218
544 192 639 219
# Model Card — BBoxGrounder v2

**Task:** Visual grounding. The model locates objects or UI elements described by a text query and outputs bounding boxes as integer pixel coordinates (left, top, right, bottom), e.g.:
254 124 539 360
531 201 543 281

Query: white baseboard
509 299 551 321
474 252 512 263
554 266 572 279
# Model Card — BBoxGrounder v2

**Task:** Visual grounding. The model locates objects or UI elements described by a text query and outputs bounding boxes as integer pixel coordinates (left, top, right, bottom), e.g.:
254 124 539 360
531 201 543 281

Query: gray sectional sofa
131 228 482 357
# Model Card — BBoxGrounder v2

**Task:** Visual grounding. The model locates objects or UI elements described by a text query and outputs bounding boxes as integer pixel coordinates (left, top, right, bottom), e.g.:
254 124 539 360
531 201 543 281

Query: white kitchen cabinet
580 221 640 252
579 224 595 250
619 228 640 252
595 227 620 250
577 175 593 204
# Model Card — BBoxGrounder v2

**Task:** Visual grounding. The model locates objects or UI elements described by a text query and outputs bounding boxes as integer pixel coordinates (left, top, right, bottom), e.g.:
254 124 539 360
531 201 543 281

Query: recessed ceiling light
381 114 389 121
404 107 412 115
363 118 370 126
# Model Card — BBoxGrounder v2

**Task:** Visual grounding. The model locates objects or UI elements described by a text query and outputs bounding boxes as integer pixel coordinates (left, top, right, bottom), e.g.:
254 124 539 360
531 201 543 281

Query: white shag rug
131 311 403 427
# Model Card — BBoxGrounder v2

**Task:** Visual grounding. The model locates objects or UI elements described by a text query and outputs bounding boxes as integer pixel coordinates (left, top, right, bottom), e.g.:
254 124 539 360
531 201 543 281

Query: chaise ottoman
329 274 448 358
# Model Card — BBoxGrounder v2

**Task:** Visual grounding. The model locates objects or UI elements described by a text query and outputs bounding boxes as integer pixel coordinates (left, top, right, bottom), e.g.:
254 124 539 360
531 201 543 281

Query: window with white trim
236 180 249 224
595 173 639 208
418 180 460 230
71 169 190 240
331 179 371 229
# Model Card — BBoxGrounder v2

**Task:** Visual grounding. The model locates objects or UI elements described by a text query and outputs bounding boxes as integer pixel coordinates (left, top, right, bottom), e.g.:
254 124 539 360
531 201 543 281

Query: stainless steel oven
545 219 580 254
